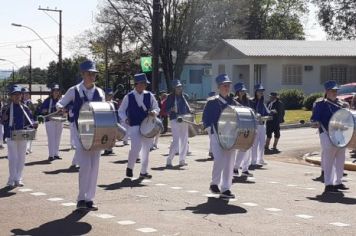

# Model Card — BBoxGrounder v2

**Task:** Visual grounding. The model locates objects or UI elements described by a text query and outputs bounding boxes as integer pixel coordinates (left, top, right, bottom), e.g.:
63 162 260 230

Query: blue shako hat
215 74 232 85
134 73 150 84
80 60 98 73
324 80 339 90
254 84 265 91
234 82 247 92
171 79 183 88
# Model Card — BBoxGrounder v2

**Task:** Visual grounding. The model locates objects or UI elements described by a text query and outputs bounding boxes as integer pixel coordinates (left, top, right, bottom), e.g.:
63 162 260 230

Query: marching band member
2 85 38 188
56 60 105 210
233 82 254 177
251 84 270 168
207 91 216 160
66 102 79 169
118 73 160 179
41 84 63 161
203 74 238 199
166 79 191 167
311 80 349 193
21 87 34 154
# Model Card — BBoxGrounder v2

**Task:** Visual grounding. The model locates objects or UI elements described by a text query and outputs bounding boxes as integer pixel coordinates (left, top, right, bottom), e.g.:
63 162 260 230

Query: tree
313 0 356 39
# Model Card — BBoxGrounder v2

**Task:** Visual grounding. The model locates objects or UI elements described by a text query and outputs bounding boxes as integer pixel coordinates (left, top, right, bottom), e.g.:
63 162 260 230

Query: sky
0 0 327 72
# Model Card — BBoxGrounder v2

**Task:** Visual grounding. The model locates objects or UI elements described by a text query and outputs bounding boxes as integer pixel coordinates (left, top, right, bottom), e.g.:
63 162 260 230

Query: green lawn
194 109 311 124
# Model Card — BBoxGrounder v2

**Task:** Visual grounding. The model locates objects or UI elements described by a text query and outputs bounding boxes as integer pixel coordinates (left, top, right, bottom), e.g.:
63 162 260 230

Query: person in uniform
118 73 160 179
159 91 168 134
265 92 285 153
2 85 38 188
203 74 238 199
207 91 216 160
56 59 105 210
21 87 35 154
166 79 192 167
311 80 349 193
41 84 63 161
251 84 270 168
233 82 254 177
66 101 79 169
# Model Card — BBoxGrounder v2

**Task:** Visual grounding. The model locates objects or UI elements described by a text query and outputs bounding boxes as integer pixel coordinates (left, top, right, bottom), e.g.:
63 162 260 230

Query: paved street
1 126 356 235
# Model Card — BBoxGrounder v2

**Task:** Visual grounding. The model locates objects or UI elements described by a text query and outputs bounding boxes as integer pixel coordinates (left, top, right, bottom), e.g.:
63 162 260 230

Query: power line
0 36 58 48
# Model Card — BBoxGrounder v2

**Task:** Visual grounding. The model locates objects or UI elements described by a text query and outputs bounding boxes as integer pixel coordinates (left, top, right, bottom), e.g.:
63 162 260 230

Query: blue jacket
166 93 191 120
311 98 342 134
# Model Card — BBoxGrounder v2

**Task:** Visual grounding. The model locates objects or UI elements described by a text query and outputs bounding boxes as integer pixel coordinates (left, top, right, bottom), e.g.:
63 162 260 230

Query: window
320 65 350 84
189 69 203 84
254 64 262 85
218 64 225 74
282 65 302 85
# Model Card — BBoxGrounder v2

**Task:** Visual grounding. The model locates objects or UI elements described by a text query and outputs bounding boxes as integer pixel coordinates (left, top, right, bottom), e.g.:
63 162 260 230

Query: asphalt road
0 126 355 235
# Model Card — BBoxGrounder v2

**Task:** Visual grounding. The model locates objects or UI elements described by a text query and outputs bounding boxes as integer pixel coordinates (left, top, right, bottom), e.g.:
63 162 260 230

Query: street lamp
17 45 32 94
0 58 17 83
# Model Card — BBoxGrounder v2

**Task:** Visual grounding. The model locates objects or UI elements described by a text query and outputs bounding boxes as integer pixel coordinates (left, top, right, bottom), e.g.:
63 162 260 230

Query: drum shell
116 123 127 141
140 116 163 138
217 106 257 151
49 115 67 122
78 102 118 151
11 129 36 141
181 114 197 138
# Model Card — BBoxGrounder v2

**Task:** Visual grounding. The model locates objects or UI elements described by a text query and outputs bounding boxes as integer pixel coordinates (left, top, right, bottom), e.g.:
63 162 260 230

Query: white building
204 40 356 95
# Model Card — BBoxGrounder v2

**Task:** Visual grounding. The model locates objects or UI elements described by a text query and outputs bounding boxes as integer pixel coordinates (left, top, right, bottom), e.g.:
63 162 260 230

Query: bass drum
78 102 125 151
328 109 355 148
217 106 257 151
140 116 163 138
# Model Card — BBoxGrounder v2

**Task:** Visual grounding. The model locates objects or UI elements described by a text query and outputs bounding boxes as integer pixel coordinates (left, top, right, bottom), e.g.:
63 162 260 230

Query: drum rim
139 116 162 138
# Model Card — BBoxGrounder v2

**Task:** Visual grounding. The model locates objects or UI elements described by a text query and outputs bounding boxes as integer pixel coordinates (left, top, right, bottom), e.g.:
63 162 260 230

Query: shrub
278 89 305 110
303 92 324 110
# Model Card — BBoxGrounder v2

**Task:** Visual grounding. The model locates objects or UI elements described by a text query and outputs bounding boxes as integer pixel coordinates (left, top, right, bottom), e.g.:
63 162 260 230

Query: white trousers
122 121 130 142
69 122 77 148
0 124 3 145
210 132 236 192
7 139 27 184
320 132 346 186
127 126 153 174
73 127 101 202
45 121 63 157
71 125 79 166
167 120 188 164
26 140 32 153
235 149 252 172
251 125 266 165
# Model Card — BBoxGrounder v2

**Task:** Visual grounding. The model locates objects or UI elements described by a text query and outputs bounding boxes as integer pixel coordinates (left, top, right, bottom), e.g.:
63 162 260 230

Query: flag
140 56 152 72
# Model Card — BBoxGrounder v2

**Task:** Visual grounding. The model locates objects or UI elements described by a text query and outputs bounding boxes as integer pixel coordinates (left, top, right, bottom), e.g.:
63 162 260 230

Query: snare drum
140 116 163 138
78 102 124 151
217 106 257 151
49 115 67 122
328 109 356 148
11 129 36 141
178 114 198 137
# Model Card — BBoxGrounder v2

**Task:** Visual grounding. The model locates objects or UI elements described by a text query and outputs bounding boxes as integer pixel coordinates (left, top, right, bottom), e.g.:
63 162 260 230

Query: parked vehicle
337 83 356 104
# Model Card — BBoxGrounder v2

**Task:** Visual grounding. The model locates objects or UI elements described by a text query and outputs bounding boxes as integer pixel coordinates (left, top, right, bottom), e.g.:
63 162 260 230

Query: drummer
311 80 349 193
2 85 38 188
56 59 105 211
166 79 192 167
202 74 239 199
41 84 63 161
21 87 35 154
233 82 254 177
251 84 270 168
118 73 160 179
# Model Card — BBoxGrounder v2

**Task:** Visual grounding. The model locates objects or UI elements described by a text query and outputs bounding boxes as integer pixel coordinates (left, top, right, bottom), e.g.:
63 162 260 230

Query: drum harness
9 102 34 131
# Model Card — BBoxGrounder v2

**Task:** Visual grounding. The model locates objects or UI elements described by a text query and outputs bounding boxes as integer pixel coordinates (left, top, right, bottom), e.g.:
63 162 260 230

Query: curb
305 156 356 171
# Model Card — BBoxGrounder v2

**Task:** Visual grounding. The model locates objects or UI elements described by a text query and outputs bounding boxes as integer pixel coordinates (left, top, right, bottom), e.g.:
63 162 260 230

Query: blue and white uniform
2 86 36 187
251 84 270 166
57 80 105 203
166 79 191 166
118 81 160 177
41 86 63 160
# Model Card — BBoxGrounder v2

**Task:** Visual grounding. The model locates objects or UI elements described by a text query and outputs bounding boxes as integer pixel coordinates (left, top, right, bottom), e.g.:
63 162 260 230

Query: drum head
218 106 238 149
78 103 95 150
329 109 354 148
140 116 156 137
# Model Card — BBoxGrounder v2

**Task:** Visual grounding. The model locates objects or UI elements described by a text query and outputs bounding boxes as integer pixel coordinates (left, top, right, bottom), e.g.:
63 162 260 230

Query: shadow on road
112 160 128 165
0 186 16 198
98 178 145 190
43 167 79 175
25 160 52 166
59 148 72 152
183 197 247 215
151 165 185 171
232 176 255 184
195 157 213 162
11 210 91 236
307 193 356 205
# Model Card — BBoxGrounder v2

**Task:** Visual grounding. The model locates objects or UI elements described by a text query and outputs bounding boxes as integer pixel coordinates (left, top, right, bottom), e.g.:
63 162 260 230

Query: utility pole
105 43 109 90
38 7 62 87
152 0 161 94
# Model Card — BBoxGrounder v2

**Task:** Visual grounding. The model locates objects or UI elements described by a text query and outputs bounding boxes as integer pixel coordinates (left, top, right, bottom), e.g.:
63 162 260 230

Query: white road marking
170 187 182 190
296 214 314 219
247 177 256 181
61 202 76 207
30 192 47 196
47 197 64 202
268 181 279 184
155 183 166 186
329 222 350 227
136 195 148 198
91 213 115 219
287 184 297 187
304 187 316 190
264 208 282 212
187 190 199 193
117 220 136 225
242 202 258 207
142 180 152 183
18 188 33 192
204 193 219 198
136 227 157 233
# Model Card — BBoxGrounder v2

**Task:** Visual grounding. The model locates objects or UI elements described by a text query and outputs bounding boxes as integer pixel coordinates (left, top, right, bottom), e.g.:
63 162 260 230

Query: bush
278 89 305 110
303 92 324 110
